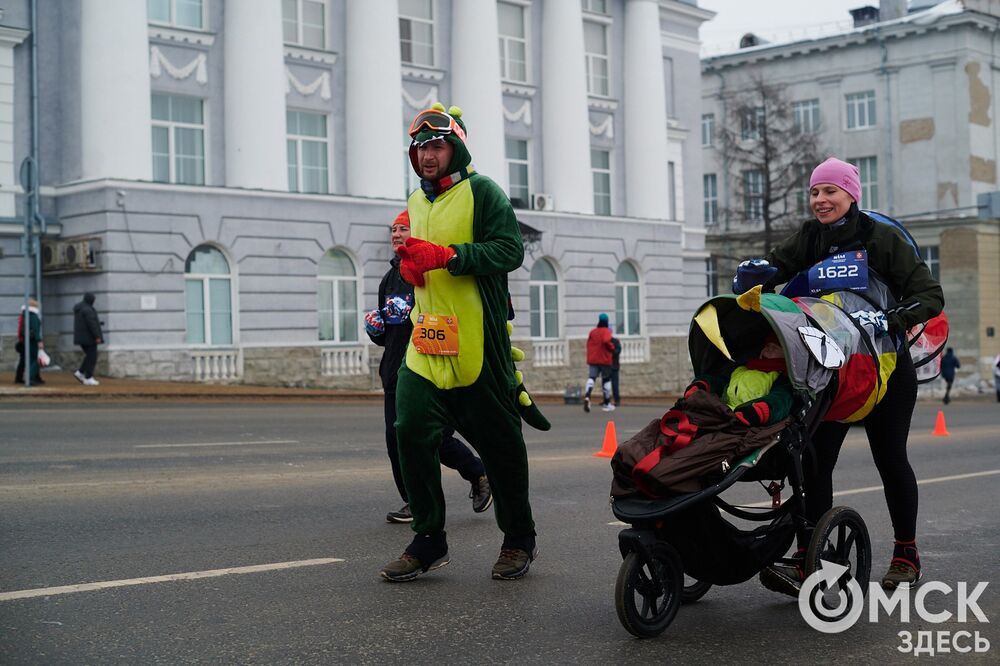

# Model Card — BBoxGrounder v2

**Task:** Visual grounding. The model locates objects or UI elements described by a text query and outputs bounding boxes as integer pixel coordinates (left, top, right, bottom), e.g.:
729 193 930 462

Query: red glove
396 237 456 287
734 401 770 427
683 379 710 399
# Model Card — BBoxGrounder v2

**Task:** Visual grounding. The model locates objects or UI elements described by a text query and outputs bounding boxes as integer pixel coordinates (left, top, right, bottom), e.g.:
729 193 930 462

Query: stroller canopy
689 286 896 423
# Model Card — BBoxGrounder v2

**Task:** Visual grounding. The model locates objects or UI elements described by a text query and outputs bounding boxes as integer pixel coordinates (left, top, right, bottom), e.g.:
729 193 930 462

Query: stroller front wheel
804 506 872 621
681 576 713 604
614 542 683 638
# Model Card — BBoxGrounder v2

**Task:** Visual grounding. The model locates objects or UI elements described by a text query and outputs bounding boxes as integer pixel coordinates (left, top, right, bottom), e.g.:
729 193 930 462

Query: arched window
529 258 559 338
614 261 641 336
185 245 233 345
318 249 359 342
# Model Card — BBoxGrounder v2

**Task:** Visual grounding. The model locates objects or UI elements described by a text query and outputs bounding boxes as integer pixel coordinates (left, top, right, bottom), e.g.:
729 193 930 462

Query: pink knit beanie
810 157 861 206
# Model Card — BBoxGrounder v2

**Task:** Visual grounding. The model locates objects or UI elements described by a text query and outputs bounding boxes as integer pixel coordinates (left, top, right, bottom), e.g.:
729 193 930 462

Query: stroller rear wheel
615 542 683 638
681 576 713 604
804 506 871 619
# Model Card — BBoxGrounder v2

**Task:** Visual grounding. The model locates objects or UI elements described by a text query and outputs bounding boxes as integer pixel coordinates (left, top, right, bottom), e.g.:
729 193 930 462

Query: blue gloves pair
732 259 778 295
364 309 384 336
850 309 890 338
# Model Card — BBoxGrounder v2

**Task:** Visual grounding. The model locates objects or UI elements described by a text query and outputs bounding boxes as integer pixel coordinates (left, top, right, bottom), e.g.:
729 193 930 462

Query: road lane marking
608 468 1000 525
0 557 345 602
134 440 299 449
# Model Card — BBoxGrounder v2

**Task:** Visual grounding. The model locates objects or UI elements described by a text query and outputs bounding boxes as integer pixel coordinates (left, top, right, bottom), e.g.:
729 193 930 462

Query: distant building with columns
0 0 714 394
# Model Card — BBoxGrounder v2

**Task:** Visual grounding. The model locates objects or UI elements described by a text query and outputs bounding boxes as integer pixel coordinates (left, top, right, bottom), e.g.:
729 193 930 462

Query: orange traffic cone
593 420 618 458
932 410 950 437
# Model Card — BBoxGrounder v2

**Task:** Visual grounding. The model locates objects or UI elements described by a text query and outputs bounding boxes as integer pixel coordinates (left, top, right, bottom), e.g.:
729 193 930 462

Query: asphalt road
1 398 998 664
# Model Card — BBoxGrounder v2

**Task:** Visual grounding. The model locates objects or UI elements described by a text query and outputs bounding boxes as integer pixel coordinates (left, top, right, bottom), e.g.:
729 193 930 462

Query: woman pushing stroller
734 158 943 592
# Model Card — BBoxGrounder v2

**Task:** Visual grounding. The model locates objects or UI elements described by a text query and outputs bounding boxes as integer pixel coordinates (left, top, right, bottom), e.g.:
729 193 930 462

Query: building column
541 0 593 214
224 0 287 190
345 1 404 199
623 0 670 220
80 0 152 181
450 0 506 191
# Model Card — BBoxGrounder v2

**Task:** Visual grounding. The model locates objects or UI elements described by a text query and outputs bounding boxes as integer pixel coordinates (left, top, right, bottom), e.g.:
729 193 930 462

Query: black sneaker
386 503 413 523
470 475 493 513
759 550 805 598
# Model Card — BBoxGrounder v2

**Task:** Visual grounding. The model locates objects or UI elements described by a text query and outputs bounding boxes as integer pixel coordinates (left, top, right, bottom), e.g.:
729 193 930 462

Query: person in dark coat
14 299 44 385
940 348 960 404
73 293 104 386
365 210 492 524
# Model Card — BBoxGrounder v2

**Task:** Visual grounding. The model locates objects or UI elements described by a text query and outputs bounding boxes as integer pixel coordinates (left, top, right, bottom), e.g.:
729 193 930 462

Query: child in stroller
609 287 873 638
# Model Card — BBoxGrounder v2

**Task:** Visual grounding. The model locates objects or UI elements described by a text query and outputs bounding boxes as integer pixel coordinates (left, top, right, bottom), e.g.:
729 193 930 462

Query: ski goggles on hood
408 108 466 143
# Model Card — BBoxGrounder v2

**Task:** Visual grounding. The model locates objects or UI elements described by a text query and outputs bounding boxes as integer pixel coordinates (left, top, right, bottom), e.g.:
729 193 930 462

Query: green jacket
764 207 944 333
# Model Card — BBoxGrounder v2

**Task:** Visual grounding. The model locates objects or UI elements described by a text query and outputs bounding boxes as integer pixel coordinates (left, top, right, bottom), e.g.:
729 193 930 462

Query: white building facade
0 0 715 393
700 0 1000 387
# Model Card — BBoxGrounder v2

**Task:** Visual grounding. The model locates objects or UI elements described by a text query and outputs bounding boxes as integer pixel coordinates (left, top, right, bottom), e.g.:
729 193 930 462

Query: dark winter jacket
941 350 960 382
73 293 103 346
368 257 415 392
611 337 622 370
764 206 944 334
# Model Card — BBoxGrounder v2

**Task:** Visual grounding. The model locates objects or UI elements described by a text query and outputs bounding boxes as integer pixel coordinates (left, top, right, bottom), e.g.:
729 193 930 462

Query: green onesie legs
395 364 535 539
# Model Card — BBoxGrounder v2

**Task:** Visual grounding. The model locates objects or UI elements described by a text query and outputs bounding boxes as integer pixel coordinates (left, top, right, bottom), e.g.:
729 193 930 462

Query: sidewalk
0 369 380 400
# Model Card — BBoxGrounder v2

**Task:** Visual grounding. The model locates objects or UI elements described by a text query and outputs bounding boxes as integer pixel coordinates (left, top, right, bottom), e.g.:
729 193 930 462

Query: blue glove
364 309 384 337
850 310 889 338
733 259 778 295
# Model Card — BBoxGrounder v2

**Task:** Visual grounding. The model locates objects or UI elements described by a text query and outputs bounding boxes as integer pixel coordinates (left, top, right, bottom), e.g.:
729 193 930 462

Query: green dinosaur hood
408 104 472 180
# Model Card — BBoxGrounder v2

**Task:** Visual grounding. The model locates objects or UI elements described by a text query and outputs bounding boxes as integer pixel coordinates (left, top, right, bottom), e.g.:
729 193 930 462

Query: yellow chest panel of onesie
405 180 484 389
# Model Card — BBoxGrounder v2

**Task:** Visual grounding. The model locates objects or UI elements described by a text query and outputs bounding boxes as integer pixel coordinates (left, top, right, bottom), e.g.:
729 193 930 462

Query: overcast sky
698 0 871 55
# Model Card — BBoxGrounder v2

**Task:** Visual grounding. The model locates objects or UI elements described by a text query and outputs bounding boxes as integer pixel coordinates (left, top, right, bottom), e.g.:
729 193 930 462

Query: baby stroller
610 288 883 638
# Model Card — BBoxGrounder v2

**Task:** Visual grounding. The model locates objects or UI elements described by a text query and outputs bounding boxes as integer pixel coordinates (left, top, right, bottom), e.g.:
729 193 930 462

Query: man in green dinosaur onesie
380 103 547 582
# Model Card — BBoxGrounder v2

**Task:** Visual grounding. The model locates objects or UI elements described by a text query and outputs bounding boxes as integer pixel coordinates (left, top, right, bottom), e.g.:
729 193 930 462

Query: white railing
191 348 243 382
620 336 649 364
531 338 569 367
320 345 368 376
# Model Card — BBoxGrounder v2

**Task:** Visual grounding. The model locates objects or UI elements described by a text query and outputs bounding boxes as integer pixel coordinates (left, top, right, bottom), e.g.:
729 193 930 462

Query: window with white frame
848 156 878 208
591 148 612 215
287 109 329 194
151 93 205 185
921 245 940 281
740 106 765 141
399 0 434 67
529 259 560 338
498 1 528 83
583 20 609 96
581 0 608 14
701 113 715 147
846 91 876 129
402 128 420 196
743 169 764 221
282 0 327 49
318 249 360 343
792 99 820 133
706 257 719 297
185 246 233 346
148 0 204 29
703 173 718 225
506 137 530 209
614 262 641 336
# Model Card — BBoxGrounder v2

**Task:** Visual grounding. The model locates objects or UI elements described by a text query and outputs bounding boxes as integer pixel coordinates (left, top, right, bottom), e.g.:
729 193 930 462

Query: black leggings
803 348 918 543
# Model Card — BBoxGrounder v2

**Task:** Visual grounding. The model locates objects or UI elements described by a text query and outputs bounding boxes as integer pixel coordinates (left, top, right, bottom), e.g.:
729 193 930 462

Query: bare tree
717 73 824 254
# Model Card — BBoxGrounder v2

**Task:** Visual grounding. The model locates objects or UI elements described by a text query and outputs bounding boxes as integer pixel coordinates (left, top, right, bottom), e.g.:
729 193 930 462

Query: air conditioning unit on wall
41 238 101 274
532 193 554 211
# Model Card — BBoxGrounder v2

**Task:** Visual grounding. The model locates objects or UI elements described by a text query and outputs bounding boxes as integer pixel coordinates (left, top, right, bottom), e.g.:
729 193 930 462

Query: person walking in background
584 313 615 413
610 335 622 407
940 347 960 405
73 293 104 386
14 299 44 385
365 210 492 524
